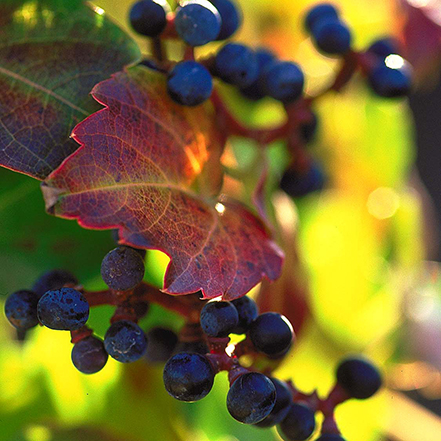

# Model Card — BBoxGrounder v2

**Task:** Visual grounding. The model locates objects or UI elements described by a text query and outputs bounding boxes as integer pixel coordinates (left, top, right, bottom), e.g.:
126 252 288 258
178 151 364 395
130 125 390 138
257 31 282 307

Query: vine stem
307 50 359 102
286 381 350 415
82 283 203 321
150 36 165 62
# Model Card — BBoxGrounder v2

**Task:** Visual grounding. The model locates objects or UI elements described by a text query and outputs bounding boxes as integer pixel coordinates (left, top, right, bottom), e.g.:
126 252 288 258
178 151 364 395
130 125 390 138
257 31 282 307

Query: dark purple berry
175 0 221 46
336 356 382 399
32 269 78 298
368 60 412 98
230 295 258 334
101 246 145 291
249 312 294 357
277 402 316 441
280 164 325 198
312 19 352 55
304 3 339 32
256 378 293 427
5 290 39 329
262 61 304 103
129 0 170 37
227 372 276 424
214 43 259 88
367 37 400 58
200 300 239 337
163 352 215 401
104 320 147 363
167 61 213 106
72 336 108 374
37 288 89 331
209 0 241 40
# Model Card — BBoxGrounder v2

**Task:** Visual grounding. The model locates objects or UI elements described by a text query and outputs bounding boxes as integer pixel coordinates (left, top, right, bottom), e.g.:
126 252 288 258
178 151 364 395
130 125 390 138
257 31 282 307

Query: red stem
70 326 93 344
151 37 165 63
321 413 342 435
232 335 256 358
183 46 195 61
82 283 203 320
82 289 117 307
319 383 351 416
162 13 178 39
207 336 230 354
308 51 359 102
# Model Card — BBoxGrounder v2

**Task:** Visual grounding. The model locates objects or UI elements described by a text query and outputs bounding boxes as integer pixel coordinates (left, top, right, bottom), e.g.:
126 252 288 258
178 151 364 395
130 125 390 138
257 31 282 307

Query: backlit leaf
42 67 283 299
0 0 141 180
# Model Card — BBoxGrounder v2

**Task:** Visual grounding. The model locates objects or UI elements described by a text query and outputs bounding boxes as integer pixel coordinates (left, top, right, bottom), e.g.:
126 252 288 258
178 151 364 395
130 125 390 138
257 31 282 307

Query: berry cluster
127 1 412 200
5 239 382 439
3 1 403 438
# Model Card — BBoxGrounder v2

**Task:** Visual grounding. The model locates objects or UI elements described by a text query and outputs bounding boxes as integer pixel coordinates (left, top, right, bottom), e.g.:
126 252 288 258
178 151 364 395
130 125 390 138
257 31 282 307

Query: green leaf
0 0 141 180
0 167 114 296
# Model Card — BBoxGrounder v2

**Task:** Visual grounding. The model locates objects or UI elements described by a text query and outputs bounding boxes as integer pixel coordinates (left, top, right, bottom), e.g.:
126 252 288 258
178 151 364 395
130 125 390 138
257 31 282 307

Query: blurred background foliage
1 0 440 440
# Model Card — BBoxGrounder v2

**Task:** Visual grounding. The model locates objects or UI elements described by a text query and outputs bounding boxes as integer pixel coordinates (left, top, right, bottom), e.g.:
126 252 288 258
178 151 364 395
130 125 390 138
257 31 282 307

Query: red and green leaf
42 67 283 299
0 0 141 180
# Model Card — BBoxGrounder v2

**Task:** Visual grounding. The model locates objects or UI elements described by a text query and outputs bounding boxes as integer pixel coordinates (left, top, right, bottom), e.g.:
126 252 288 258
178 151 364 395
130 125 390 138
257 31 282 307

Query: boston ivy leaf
42 67 283 299
0 0 141 180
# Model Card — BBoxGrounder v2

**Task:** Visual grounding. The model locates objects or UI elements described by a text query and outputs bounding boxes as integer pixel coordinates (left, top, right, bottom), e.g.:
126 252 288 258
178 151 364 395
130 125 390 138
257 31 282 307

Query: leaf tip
41 182 64 214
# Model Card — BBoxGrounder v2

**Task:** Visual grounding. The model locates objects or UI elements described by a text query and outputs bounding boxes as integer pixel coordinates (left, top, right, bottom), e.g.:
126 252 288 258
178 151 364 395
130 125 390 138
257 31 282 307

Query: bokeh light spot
367 187 400 219
24 425 51 441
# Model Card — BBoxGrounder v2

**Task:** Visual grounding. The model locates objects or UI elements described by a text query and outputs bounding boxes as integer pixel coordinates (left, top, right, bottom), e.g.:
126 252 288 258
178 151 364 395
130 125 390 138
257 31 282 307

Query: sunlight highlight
215 202 226 214
406 0 431 7
92 6 105 16
385 54 405 70
14 1 38 26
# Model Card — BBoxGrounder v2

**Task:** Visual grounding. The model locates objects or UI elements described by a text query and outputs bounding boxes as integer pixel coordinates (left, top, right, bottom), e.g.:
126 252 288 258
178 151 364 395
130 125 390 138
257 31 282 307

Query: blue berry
200 300 239 337
71 336 108 374
4 290 39 330
312 19 352 55
240 48 276 100
262 61 304 103
368 37 399 58
167 61 213 106
129 0 170 37
32 269 78 298
227 372 276 424
368 61 412 98
175 1 221 46
336 357 382 399
230 295 258 334
214 43 259 88
304 3 339 32
316 435 346 441
37 288 89 331
256 378 293 427
209 0 241 40
277 403 316 441
101 246 145 291
104 320 147 363
163 352 215 401
280 164 325 198
145 327 178 362
249 312 294 357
